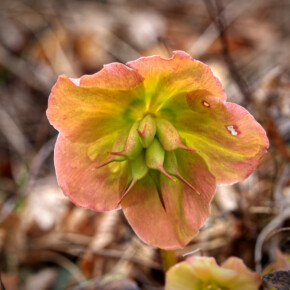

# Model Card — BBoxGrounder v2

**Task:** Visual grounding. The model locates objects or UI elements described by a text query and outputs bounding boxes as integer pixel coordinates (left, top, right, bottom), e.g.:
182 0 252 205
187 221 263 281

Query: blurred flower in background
166 256 261 290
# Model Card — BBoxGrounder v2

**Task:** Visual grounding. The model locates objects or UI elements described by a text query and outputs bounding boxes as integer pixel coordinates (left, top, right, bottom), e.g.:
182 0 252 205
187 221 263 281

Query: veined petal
47 63 144 143
188 257 237 285
79 62 144 89
166 257 261 290
222 257 261 290
127 51 226 115
171 150 216 239
122 150 215 249
54 134 128 211
173 91 269 185
166 262 201 290
121 174 185 249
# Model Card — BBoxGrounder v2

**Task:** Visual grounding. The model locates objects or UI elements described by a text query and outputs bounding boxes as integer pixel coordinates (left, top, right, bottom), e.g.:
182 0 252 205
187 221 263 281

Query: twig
0 105 32 158
30 250 86 284
0 44 51 93
91 248 161 271
0 270 6 290
273 164 290 206
190 0 254 58
27 135 57 191
204 0 251 105
182 248 201 257
265 227 290 243
255 207 290 273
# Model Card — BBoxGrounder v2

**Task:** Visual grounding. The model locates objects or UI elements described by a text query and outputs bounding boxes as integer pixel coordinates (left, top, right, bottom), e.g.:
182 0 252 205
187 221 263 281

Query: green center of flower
96 115 200 205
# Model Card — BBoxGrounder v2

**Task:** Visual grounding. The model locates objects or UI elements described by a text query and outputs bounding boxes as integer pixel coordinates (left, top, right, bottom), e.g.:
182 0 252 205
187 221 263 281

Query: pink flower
166 256 261 289
47 51 269 249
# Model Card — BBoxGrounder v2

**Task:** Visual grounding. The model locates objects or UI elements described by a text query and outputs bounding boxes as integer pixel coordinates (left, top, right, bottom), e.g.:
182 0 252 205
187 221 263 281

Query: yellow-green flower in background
47 51 269 249
166 256 261 290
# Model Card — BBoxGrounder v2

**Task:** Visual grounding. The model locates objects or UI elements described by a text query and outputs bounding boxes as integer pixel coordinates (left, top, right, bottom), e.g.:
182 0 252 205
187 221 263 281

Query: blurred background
0 0 289 289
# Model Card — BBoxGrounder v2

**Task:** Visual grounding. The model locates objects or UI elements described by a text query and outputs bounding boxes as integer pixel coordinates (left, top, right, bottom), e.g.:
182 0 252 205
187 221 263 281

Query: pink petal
54 134 128 211
222 257 261 289
79 62 143 89
121 151 215 249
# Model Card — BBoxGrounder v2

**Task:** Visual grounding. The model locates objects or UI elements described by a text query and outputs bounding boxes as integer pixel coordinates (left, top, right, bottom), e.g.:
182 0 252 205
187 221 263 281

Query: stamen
117 179 137 205
110 150 126 156
95 155 114 168
178 142 199 152
176 174 200 195
158 165 176 182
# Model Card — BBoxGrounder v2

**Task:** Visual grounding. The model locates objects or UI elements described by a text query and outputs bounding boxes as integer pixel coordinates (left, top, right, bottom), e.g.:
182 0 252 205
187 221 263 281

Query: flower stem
161 249 177 273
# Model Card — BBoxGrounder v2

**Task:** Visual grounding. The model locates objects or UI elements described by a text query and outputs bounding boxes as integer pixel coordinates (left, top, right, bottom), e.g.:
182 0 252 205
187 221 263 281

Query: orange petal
47 63 144 143
54 134 128 211
122 150 216 249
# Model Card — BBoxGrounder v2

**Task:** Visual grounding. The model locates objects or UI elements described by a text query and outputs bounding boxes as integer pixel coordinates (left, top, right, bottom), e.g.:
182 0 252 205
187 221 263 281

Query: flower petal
188 257 237 285
172 91 269 184
121 174 184 249
54 134 128 211
127 51 226 115
47 63 144 143
222 257 261 290
121 150 215 249
166 261 201 290
79 62 144 90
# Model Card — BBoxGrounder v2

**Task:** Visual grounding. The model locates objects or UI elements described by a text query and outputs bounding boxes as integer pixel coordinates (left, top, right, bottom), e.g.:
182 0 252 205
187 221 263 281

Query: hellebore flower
165 256 261 290
47 51 269 249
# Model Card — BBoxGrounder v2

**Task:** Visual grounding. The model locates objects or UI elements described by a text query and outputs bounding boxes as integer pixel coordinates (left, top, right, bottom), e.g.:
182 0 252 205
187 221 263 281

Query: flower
165 256 261 290
47 51 269 249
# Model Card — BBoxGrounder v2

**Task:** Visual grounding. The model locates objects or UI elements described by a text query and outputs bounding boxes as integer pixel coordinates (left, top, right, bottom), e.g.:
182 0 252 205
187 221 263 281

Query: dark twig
204 0 251 105
0 261 5 290
255 207 290 273
0 272 5 290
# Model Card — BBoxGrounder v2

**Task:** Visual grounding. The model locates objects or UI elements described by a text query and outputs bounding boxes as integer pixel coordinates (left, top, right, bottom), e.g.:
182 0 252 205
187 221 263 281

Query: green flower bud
156 118 197 152
111 121 143 160
137 114 156 148
145 138 175 181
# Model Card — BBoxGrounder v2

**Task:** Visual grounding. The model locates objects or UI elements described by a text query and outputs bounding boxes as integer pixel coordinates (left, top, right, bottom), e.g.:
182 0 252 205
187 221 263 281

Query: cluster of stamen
96 115 200 205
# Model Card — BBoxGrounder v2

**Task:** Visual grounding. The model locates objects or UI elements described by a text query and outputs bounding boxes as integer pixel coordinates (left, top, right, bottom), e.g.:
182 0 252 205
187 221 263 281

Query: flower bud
131 152 148 180
156 118 197 152
117 152 148 205
145 138 175 181
137 115 156 148
111 122 143 160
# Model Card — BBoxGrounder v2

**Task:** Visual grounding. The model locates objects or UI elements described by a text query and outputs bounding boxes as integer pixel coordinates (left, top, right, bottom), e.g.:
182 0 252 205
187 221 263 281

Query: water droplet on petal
227 125 238 136
202 100 210 108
